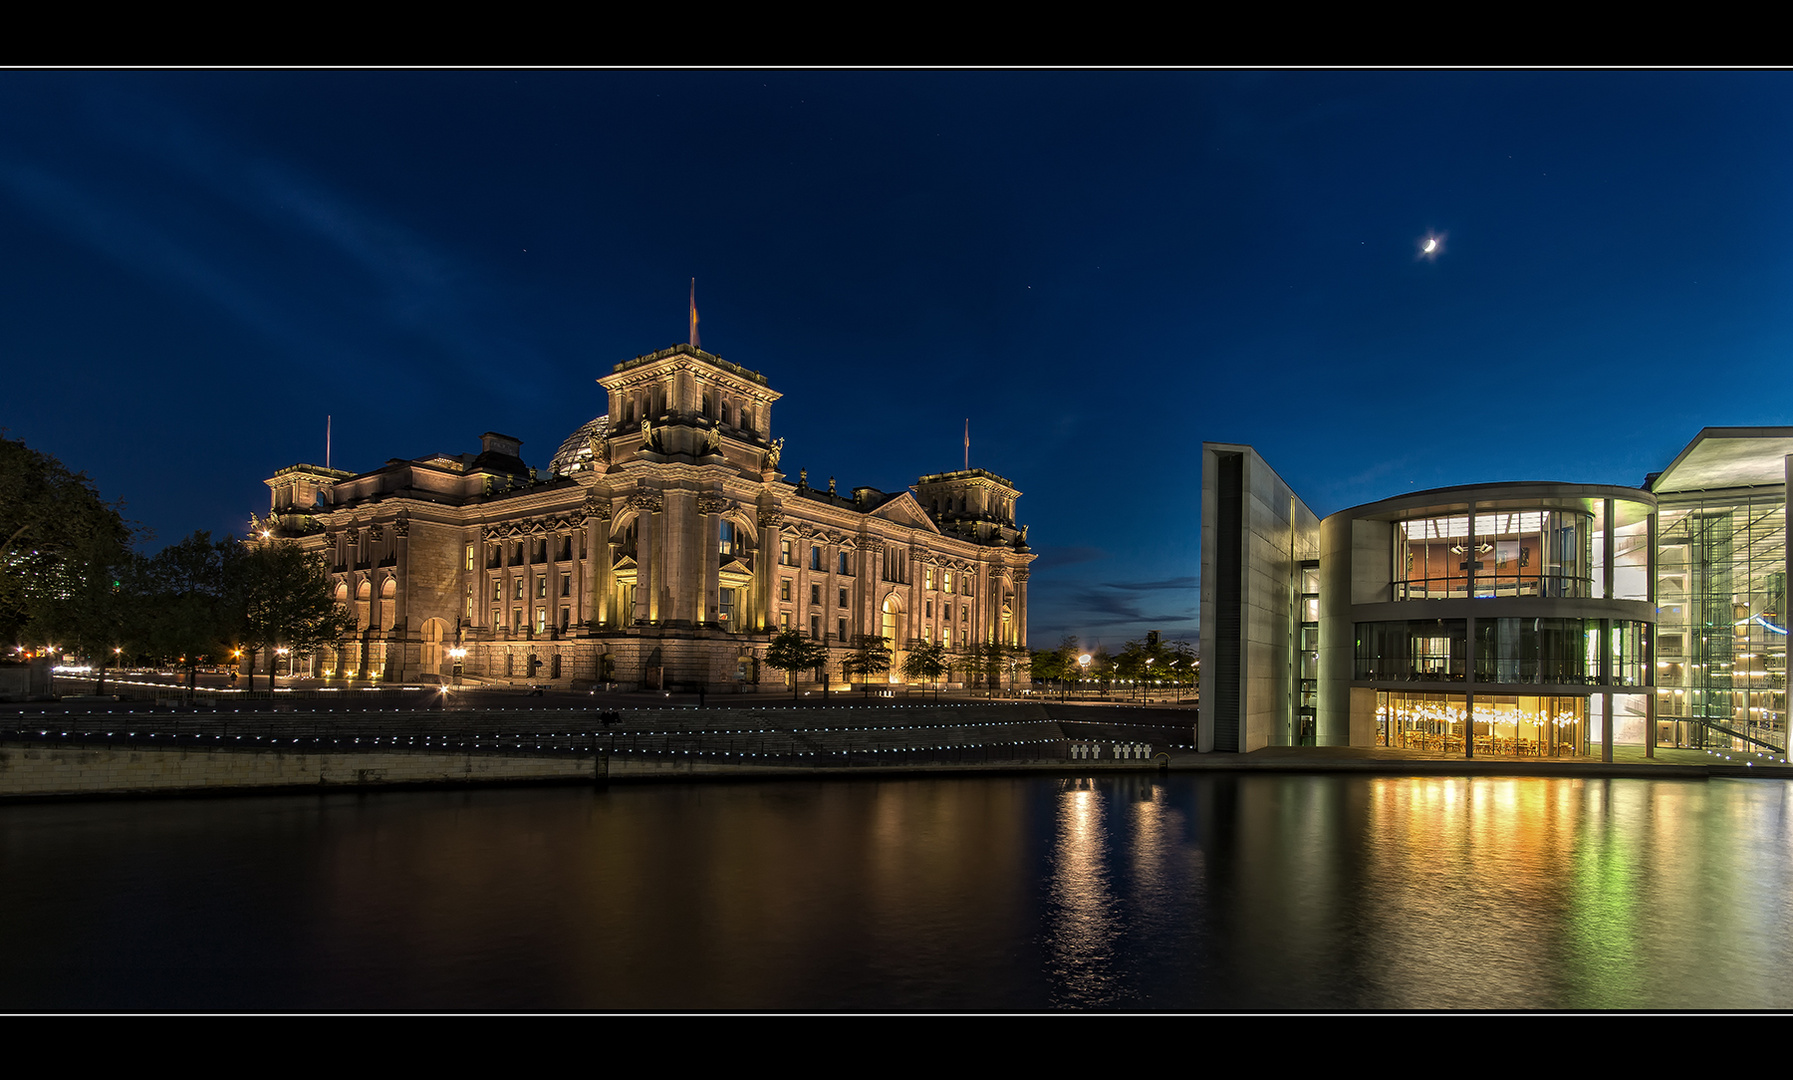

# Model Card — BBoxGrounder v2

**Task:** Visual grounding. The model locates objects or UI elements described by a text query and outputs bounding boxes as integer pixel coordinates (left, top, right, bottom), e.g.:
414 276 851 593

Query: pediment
870 492 940 532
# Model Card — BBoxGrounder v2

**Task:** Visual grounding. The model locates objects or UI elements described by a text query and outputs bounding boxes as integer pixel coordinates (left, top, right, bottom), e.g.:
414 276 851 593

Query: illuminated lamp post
1078 653 1091 701
449 647 467 687
275 646 289 691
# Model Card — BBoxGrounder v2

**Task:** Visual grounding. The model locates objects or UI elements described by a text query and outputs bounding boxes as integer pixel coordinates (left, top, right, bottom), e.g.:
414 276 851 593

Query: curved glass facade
1356 618 1647 686
1397 510 1591 600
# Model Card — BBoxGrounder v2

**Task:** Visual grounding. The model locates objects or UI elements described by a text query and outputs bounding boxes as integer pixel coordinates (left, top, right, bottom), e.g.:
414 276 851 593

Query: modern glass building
1200 429 1790 759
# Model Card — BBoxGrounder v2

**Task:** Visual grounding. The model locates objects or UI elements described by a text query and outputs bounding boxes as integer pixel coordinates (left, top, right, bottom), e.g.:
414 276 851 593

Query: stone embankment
0 702 1196 800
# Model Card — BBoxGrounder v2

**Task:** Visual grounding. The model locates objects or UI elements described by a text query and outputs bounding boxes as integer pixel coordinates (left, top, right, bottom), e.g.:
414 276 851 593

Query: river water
3 772 1790 1011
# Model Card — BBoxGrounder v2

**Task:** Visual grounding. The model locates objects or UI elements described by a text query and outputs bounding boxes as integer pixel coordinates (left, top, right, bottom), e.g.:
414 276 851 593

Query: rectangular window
491 608 500 628
811 584 820 605
719 521 735 557
465 585 474 619
781 578 791 602
492 580 502 602
838 617 847 641
943 571 953 593
811 546 821 571
926 568 935 590
720 587 735 624
536 575 547 599
559 607 570 631
922 626 931 643
560 572 571 597
811 614 821 640
465 545 475 571
926 599 933 618
838 587 848 608
782 540 792 565
514 579 524 601
535 608 546 633
838 552 849 575
781 612 790 628
513 542 524 566
961 604 969 623
512 606 522 628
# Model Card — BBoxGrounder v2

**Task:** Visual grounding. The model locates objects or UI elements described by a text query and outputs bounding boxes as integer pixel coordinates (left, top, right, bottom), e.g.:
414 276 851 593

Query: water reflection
3 774 1792 1009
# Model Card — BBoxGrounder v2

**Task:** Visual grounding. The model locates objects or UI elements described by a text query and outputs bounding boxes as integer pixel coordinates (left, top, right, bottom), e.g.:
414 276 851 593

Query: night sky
4 71 1791 651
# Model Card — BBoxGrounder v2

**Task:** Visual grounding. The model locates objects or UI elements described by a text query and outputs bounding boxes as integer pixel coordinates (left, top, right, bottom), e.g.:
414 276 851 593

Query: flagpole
689 278 700 348
964 418 969 471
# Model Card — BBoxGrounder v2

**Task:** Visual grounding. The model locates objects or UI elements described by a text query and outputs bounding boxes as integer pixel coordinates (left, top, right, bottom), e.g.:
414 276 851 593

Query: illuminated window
514 579 524 601
719 520 735 557
465 545 474 571
535 608 546 633
943 571 953 593
781 540 791 565
492 580 502 602
781 578 791 602
536 575 547 599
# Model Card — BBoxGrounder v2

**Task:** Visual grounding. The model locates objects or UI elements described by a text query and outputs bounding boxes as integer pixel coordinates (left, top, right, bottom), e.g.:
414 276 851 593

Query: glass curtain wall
1358 618 1645 686
1397 511 1591 600
1655 495 1787 753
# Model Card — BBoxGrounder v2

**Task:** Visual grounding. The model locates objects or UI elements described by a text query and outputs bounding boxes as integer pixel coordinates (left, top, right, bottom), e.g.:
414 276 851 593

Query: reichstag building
253 344 1033 692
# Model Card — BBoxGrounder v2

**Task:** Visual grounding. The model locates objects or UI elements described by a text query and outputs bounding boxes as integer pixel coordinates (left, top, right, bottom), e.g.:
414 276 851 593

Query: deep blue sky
4 71 1791 651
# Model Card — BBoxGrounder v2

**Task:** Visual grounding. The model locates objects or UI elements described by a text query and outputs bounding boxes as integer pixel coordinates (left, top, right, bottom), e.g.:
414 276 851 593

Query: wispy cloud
0 162 311 355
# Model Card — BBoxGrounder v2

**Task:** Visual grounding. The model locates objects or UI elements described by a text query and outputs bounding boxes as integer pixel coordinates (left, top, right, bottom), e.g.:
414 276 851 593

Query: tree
901 641 948 701
239 540 354 691
764 628 828 701
1 437 137 692
841 634 892 697
1032 635 1080 699
134 532 245 700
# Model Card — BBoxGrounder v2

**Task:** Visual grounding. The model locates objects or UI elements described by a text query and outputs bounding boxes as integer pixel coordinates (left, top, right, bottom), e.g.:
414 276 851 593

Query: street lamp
1078 653 1091 700
275 646 289 691
449 647 467 687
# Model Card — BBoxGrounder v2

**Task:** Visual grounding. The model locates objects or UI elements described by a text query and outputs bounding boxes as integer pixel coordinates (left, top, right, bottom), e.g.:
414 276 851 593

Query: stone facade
255 344 1033 691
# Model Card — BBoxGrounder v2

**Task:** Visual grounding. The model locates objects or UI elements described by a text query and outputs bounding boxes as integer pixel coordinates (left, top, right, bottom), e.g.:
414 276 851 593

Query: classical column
697 493 729 627
586 502 610 630
757 506 783 634
631 492 663 624
1014 567 1030 650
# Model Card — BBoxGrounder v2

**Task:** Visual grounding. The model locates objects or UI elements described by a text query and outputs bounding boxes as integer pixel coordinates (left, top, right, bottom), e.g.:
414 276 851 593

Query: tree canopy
841 634 892 696
2 437 137 687
239 540 354 690
764 629 828 700
901 641 948 700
